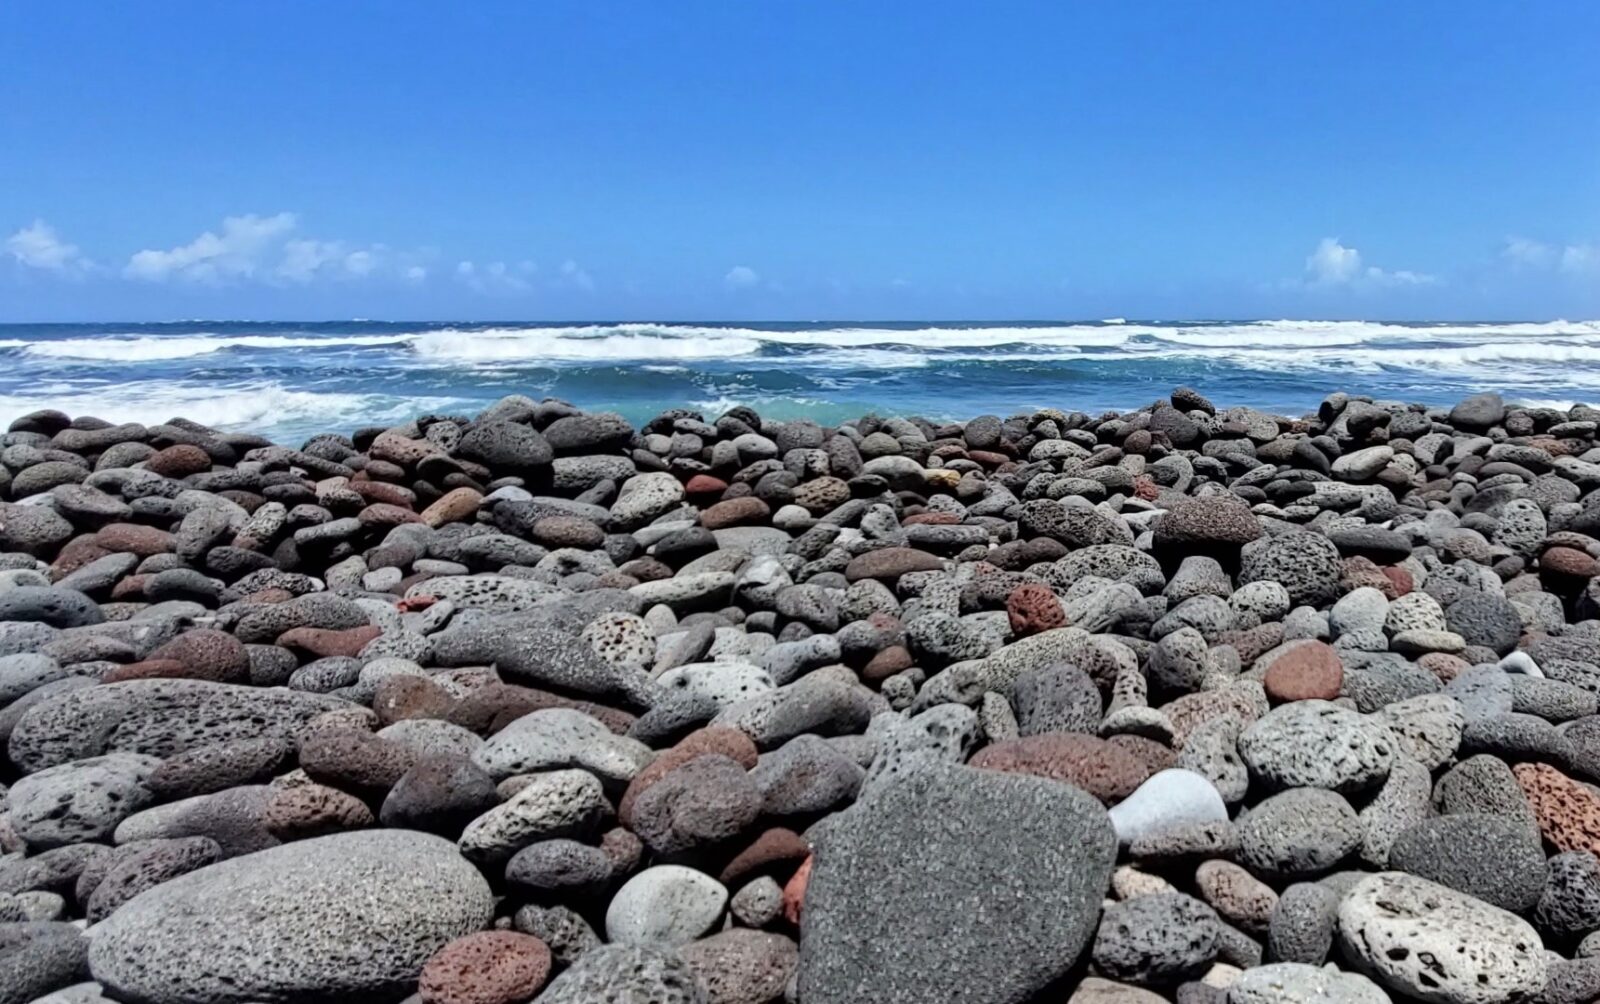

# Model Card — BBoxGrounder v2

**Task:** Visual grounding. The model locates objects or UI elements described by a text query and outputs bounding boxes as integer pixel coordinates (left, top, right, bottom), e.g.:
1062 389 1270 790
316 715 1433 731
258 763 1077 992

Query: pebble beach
2 386 1600 1004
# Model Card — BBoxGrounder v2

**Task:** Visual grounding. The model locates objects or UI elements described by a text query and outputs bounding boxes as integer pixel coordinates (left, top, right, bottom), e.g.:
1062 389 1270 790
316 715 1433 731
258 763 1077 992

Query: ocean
0 319 1596 444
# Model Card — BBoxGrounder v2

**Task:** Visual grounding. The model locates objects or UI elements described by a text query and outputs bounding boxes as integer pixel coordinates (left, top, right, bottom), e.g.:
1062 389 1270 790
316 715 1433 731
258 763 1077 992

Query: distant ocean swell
0 320 1596 442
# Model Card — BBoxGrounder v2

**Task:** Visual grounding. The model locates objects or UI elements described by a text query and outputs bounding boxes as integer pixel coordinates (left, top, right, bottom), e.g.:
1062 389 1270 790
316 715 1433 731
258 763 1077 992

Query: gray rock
88 830 493 1004
8 753 161 848
1238 701 1394 793
1108 769 1229 846
471 707 653 786
1267 882 1338 965
1228 963 1388 1004
8 680 345 772
1092 892 1221 986
605 864 728 946
0 587 104 629
536 944 707 1004
0 927 89 1004
1239 532 1342 607
1536 851 1600 937
457 768 607 864
1010 662 1101 735
1237 788 1360 879
1387 814 1547 912
797 762 1115 1004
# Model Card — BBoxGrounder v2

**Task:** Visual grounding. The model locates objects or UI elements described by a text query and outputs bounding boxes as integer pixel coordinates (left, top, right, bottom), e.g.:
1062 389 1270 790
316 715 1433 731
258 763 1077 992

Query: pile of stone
1 387 1599 1004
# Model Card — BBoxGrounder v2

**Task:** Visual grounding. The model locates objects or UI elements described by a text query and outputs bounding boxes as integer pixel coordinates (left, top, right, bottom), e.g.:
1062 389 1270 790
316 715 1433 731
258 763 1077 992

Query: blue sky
2 1 1597 322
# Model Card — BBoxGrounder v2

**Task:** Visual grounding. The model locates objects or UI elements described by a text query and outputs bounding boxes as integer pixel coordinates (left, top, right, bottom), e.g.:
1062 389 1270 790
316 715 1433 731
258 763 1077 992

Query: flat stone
605 865 728 947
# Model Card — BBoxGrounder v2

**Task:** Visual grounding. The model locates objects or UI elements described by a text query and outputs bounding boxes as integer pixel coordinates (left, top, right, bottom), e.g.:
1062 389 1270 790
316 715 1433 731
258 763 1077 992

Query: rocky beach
2 386 1600 1004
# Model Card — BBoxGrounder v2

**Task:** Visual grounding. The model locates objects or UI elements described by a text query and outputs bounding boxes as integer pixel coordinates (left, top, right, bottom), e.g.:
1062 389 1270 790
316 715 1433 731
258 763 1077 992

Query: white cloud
558 259 595 291
1303 237 1434 288
724 265 759 289
405 265 428 282
456 259 538 293
5 220 92 273
125 212 297 283
1504 236 1599 275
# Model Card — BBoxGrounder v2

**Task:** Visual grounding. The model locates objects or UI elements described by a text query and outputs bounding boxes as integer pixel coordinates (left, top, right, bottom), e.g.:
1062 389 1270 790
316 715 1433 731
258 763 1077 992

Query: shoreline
1 386 1599 1003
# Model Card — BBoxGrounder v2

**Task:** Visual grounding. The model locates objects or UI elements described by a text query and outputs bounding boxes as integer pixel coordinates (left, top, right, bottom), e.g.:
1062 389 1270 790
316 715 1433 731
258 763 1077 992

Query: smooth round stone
1338 872 1546 1004
1238 701 1394 792
1267 882 1338 965
1229 963 1388 1004
88 830 494 1004
1108 769 1228 846
1236 788 1360 880
605 865 729 947
655 661 776 708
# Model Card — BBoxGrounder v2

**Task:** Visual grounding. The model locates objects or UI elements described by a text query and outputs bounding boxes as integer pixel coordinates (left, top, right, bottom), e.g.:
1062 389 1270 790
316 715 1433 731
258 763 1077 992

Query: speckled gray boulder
1239 532 1342 607
1238 701 1394 792
8 680 345 772
88 830 493 1004
1092 892 1221 986
1374 693 1464 770
493 621 655 705
536 944 707 1004
1267 882 1338 965
1337 872 1546 1004
1010 662 1101 735
1387 814 1547 912
8 753 161 849
457 767 607 864
1536 851 1600 936
1357 754 1432 867
0 927 90 1004
1236 788 1360 879
798 761 1115 1004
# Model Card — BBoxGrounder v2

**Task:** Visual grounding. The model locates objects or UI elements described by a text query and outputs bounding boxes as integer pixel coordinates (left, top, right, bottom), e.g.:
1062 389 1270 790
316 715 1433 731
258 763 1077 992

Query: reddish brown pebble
1417 651 1469 683
1543 546 1600 582
276 624 383 659
145 444 212 478
146 628 251 684
1514 762 1600 855
1261 641 1343 703
701 496 771 530
358 502 423 527
1381 565 1414 597
418 931 552 1004
685 473 729 495
619 726 758 824
1006 583 1066 637
969 733 1151 804
719 827 811 887
93 522 174 556
420 487 483 528
843 547 943 583
263 782 374 840
861 644 914 683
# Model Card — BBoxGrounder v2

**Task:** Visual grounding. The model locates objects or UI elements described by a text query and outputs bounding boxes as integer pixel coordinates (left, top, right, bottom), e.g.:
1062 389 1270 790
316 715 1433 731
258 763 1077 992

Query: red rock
48 536 111 578
969 733 1151 804
110 575 148 601
1006 583 1066 637
600 827 644 876
349 480 417 508
103 658 189 683
685 474 729 496
419 931 552 1004
245 588 295 604
263 782 374 840
1340 556 1397 597
701 497 771 530
373 675 456 725
358 502 423 528
619 727 758 824
93 523 173 556
1262 641 1344 703
146 628 250 683
420 487 483 528
902 512 962 526
719 827 811 886
1106 734 1177 774
1543 546 1600 582
1514 762 1600 855
783 855 812 925
396 594 436 612
968 449 1011 468
145 444 212 478
1418 651 1469 683
1216 623 1285 665
1133 476 1161 502
276 624 382 659
844 547 943 583
1381 565 1414 597
861 644 914 683
445 682 636 737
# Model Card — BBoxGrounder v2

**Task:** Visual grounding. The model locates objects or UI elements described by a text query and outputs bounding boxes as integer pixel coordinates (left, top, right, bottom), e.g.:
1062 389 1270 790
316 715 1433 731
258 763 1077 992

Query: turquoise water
0 319 1596 443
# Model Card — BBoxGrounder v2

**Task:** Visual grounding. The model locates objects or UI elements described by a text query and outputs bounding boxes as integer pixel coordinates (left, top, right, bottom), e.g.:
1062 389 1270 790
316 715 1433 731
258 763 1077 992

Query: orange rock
420 487 483 528
1514 762 1600 854
783 855 812 926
